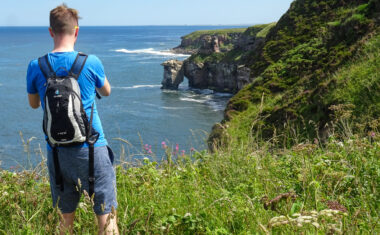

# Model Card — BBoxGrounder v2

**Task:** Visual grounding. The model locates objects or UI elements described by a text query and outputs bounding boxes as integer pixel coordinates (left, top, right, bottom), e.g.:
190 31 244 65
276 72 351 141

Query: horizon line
0 23 262 27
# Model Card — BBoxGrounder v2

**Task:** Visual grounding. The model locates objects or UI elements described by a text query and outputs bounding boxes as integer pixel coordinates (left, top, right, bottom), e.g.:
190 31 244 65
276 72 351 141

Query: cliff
208 0 380 148
182 23 275 93
172 28 246 54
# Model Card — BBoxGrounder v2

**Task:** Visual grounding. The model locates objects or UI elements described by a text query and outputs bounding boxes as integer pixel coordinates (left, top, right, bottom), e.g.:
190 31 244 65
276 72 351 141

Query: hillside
208 0 380 147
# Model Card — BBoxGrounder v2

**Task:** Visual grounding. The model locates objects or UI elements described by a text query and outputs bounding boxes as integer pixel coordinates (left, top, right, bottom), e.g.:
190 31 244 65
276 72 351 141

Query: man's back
27 51 108 148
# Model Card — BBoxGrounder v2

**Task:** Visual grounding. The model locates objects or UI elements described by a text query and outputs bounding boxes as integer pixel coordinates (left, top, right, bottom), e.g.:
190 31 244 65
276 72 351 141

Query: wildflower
184 212 192 217
79 202 86 209
190 147 195 152
161 141 167 149
337 142 344 147
2 191 8 197
19 190 25 194
175 144 179 152
313 138 319 145
181 150 185 156
370 131 375 138
148 150 153 154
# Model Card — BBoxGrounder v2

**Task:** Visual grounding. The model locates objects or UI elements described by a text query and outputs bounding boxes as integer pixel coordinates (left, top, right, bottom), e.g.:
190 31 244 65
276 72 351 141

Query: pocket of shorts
106 145 115 165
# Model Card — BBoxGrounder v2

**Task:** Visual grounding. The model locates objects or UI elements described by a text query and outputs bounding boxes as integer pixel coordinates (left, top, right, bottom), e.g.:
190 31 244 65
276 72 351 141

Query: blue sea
0 26 242 169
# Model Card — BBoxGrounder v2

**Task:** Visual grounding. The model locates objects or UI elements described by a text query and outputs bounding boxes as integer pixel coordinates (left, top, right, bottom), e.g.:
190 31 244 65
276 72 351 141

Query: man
26 4 119 235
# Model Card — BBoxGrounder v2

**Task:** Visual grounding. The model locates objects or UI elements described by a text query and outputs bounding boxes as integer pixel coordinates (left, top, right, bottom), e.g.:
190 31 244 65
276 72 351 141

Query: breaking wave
114 48 189 57
113 84 161 89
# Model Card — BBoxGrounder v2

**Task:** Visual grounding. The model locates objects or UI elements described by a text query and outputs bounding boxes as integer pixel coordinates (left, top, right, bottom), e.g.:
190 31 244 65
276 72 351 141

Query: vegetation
1 126 379 234
209 0 380 146
182 28 247 41
1 0 379 234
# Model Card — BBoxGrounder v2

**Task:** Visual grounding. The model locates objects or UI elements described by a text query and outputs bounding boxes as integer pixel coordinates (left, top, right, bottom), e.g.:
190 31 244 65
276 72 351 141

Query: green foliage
1 131 379 234
218 0 379 144
256 22 277 38
182 28 247 41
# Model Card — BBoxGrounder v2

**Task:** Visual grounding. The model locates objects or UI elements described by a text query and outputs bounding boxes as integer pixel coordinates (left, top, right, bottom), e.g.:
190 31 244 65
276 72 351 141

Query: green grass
182 28 247 41
0 128 379 234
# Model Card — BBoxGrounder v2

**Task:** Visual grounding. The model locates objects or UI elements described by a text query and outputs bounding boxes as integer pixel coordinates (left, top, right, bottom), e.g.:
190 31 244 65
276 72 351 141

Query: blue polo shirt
26 51 108 148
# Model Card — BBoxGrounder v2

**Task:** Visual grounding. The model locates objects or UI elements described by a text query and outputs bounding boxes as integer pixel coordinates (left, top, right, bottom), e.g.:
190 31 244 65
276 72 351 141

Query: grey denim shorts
47 145 117 215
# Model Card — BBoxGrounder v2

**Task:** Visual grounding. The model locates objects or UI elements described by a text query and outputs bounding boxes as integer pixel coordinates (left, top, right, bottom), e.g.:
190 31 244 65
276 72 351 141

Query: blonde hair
50 4 80 35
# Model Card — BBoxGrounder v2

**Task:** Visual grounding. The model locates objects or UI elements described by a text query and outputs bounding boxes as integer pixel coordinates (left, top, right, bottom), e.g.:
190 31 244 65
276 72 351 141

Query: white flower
79 202 86 209
19 190 25 194
2 191 8 197
312 222 320 228
184 212 192 217
337 142 344 147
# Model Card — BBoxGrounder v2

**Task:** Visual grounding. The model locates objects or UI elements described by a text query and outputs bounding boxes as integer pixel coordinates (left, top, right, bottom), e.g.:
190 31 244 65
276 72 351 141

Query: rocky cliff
181 23 275 93
208 0 380 148
172 28 246 54
162 24 274 92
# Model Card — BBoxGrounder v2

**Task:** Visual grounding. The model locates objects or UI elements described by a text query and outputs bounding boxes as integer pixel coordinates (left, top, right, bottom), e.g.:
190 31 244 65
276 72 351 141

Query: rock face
161 60 184 90
172 33 242 54
183 60 252 93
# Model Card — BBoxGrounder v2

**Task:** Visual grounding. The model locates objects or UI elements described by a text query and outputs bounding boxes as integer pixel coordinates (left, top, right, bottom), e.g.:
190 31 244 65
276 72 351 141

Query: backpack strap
38 54 55 79
70 52 88 79
70 52 102 99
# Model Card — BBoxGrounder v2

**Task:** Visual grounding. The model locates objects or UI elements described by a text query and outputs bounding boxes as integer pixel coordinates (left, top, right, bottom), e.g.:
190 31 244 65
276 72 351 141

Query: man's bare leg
60 212 75 235
97 212 119 235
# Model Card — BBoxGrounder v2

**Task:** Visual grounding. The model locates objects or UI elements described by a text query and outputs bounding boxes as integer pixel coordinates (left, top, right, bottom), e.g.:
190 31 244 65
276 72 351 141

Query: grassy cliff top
209 0 380 147
182 28 247 40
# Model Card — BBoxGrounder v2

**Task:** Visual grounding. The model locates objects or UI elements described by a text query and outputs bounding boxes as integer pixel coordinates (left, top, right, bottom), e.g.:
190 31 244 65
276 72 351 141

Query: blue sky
1 0 294 26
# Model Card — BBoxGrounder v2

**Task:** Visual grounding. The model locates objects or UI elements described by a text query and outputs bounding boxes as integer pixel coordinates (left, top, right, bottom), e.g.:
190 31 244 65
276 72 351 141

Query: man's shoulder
28 58 39 70
85 54 103 66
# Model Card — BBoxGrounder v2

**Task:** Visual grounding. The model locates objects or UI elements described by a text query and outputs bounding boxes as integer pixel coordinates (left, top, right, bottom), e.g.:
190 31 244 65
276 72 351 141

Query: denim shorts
47 145 117 215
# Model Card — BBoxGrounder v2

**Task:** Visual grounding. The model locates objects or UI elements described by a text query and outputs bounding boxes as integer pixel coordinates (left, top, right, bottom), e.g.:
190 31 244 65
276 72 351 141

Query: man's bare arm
96 77 111 97
28 93 41 109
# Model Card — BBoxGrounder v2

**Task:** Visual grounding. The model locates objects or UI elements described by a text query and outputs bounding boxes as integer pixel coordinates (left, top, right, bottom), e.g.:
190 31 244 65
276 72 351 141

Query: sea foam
114 48 189 57
113 84 161 89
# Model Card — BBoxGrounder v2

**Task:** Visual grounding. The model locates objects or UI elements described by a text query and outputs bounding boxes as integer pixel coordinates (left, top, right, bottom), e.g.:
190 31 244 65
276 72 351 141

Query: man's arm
96 77 111 97
28 93 41 109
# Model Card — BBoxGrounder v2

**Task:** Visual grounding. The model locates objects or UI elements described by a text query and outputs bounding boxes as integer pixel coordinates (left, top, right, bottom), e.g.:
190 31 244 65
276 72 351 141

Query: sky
0 0 294 26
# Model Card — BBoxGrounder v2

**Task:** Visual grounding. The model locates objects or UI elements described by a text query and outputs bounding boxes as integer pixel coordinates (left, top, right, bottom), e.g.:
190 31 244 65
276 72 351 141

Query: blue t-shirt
26 51 108 149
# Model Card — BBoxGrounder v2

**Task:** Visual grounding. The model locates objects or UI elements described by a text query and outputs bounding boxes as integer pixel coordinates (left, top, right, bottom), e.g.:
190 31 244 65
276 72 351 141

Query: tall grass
0 120 379 234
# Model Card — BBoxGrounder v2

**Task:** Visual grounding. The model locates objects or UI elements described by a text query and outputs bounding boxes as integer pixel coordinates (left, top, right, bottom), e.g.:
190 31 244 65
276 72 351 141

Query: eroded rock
161 60 184 90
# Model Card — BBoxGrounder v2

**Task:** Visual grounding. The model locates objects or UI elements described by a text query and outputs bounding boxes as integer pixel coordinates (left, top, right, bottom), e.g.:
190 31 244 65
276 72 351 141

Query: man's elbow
29 103 40 109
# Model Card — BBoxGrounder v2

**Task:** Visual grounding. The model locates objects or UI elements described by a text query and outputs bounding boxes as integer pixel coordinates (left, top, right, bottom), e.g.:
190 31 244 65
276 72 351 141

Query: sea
0 26 243 169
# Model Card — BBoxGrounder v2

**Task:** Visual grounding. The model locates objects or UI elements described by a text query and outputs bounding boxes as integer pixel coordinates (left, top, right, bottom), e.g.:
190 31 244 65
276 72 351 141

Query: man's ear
48 27 54 38
74 27 79 38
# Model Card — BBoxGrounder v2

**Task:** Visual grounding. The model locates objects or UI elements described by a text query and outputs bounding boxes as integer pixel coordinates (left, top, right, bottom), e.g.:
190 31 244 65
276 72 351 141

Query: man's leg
60 212 75 235
97 212 119 235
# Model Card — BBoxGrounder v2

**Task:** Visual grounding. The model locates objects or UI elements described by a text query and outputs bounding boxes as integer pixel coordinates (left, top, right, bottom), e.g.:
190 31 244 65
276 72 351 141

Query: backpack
38 52 100 196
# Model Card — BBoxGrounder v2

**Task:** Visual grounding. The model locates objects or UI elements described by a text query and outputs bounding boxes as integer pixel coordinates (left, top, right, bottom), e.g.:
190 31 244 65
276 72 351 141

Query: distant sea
0 26 244 169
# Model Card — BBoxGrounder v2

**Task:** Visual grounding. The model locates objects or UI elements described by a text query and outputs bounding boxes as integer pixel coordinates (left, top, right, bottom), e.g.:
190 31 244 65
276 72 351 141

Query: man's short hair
50 4 80 35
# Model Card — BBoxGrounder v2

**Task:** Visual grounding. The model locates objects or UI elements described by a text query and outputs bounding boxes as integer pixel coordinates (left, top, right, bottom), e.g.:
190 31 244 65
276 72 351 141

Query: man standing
26 4 119 235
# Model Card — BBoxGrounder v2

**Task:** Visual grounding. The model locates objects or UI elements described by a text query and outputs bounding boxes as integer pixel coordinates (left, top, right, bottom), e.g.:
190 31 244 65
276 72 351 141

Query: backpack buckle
88 177 95 183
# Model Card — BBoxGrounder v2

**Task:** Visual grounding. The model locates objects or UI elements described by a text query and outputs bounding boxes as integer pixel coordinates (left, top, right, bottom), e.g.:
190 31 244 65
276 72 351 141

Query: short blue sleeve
26 60 39 94
87 55 106 88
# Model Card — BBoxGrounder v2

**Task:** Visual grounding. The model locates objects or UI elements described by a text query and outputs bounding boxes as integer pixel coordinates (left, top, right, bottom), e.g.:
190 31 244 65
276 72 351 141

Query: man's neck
52 35 76 53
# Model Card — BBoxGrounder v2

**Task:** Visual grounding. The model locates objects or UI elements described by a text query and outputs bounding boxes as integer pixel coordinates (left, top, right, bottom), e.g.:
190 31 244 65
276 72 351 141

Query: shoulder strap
38 54 55 79
70 52 88 79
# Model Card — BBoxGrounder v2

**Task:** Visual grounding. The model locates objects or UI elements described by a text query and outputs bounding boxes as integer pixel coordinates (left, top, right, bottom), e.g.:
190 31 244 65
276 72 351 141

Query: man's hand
28 93 41 109
96 77 111 97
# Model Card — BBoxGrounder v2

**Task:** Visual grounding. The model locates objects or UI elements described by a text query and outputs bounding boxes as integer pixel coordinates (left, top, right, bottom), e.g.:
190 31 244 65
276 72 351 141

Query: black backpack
38 52 100 196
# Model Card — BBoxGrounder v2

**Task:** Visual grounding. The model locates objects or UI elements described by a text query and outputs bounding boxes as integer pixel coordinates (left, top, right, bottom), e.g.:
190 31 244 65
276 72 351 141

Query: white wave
113 84 161 89
114 48 190 57
179 98 207 103
162 106 189 110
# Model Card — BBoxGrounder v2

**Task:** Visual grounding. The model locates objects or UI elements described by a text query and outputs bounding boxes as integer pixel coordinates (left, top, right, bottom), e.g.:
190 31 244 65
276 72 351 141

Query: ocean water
0 26 241 169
